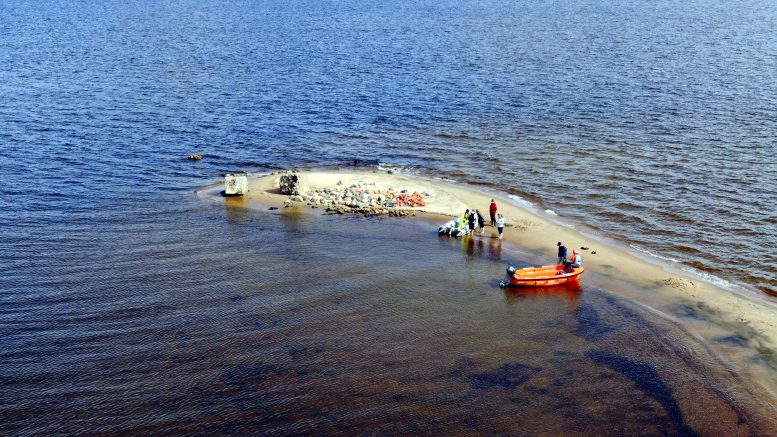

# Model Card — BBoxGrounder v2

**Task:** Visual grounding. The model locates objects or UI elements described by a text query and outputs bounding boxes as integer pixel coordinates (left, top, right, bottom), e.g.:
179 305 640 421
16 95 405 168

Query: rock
337 180 343 186
279 171 309 195
187 154 203 160
400 189 408 193
290 195 302 202
269 207 278 210
581 246 590 250
591 251 597 254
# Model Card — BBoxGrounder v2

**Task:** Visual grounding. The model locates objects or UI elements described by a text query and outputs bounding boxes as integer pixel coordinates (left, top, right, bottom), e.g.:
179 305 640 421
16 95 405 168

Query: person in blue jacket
557 242 568 265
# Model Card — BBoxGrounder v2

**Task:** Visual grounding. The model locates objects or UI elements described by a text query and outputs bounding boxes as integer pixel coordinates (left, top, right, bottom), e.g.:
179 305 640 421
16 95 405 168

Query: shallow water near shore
2 196 775 434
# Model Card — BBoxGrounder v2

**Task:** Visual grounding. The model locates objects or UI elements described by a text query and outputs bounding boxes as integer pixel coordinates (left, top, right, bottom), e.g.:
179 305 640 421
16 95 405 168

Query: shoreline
197 168 777 409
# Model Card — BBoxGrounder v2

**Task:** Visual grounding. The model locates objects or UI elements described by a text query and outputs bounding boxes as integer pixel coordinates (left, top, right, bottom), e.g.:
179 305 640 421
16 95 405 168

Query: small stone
269 207 278 210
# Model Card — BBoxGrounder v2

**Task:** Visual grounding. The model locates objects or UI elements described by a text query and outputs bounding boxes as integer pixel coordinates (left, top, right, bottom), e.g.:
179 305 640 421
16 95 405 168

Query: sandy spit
205 169 777 406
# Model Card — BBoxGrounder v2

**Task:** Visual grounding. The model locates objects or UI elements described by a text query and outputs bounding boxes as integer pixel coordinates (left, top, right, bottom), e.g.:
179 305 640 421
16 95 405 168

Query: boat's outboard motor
500 266 517 288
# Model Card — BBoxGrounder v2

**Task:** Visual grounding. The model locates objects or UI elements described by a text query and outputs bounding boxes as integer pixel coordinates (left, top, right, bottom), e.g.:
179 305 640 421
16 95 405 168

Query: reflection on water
503 281 582 311
2 199 774 434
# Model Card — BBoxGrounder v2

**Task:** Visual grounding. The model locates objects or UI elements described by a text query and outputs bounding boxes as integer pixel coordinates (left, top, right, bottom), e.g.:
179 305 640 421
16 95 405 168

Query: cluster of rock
279 173 428 217
279 171 308 196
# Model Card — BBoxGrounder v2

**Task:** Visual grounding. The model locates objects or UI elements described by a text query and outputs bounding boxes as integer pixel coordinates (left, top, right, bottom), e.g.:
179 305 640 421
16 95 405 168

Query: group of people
556 241 582 272
460 199 505 239
440 200 585 274
439 199 506 239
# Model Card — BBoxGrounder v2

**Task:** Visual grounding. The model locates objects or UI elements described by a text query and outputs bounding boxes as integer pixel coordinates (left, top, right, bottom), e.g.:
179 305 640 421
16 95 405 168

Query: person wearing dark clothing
476 210 486 235
467 210 476 235
557 242 568 265
489 199 498 226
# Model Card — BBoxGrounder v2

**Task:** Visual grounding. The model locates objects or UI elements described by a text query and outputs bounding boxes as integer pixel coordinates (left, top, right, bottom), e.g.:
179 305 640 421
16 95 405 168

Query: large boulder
279 171 309 196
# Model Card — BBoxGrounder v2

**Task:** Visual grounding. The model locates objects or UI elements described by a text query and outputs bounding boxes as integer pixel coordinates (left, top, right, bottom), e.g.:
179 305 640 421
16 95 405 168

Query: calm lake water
2 0 776 434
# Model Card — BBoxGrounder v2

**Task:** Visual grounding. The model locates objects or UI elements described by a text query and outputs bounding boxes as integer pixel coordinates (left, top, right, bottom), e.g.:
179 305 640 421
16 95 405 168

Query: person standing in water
557 242 568 265
496 214 505 240
489 199 498 227
467 210 476 235
476 210 486 235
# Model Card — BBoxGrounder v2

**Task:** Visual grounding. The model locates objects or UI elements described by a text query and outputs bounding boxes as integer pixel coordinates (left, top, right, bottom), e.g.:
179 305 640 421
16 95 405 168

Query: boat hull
500 265 584 288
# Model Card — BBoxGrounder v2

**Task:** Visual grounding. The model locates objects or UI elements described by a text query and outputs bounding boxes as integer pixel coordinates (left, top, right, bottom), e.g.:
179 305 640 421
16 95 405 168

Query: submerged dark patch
673 301 718 321
587 350 697 437
220 363 279 386
715 335 749 347
752 345 777 370
470 363 541 390
573 303 615 341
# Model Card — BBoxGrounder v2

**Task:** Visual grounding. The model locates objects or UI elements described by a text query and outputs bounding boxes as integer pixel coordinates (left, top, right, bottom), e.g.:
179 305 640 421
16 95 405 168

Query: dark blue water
2 0 777 433
2 0 775 294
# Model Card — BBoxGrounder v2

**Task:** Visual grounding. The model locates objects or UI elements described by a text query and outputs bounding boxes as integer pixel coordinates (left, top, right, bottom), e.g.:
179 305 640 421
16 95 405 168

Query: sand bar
202 169 777 407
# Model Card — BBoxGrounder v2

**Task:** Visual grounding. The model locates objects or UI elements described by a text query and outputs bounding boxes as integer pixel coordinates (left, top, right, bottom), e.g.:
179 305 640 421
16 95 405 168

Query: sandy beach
206 169 777 408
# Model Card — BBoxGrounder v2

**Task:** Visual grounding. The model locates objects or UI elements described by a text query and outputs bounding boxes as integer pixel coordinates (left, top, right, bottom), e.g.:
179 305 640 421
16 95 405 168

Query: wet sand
208 170 777 410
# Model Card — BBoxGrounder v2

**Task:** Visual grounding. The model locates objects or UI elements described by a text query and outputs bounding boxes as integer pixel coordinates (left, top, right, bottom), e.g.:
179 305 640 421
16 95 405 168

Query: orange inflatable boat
499 265 584 288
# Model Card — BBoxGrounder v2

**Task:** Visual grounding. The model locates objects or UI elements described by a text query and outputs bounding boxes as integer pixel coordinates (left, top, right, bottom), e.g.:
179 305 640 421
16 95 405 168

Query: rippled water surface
2 0 777 433
2 199 775 434
2 0 775 293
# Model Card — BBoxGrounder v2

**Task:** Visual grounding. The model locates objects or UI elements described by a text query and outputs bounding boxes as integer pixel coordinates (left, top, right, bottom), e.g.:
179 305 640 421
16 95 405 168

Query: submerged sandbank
202 169 777 408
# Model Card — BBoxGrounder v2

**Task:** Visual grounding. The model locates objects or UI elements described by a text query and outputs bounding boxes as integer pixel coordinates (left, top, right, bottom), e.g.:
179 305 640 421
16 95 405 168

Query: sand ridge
209 169 777 406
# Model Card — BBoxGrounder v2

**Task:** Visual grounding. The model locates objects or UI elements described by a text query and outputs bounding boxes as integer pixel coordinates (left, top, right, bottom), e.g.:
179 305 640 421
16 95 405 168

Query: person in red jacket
489 199 498 227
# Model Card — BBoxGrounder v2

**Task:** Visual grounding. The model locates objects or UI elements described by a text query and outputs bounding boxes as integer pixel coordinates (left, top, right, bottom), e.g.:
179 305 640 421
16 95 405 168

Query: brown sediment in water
199 169 777 421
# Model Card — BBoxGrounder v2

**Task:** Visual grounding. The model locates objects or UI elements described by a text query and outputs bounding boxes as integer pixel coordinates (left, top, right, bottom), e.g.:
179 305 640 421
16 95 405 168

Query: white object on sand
224 173 248 196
